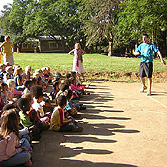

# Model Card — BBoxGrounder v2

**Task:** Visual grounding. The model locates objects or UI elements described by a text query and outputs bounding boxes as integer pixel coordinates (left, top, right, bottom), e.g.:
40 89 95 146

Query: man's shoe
146 90 151 96
140 86 147 92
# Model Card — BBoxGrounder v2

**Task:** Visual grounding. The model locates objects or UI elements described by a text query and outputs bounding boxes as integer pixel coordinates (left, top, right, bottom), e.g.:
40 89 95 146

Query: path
32 82 167 167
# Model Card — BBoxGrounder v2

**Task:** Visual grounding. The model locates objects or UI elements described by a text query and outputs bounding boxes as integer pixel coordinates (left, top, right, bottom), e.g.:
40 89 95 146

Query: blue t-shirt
64 100 73 111
14 75 22 87
135 43 158 63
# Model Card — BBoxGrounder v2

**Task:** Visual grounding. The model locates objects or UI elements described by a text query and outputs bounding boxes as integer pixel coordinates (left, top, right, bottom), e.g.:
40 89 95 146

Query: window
22 43 28 49
32 43 36 48
49 42 58 49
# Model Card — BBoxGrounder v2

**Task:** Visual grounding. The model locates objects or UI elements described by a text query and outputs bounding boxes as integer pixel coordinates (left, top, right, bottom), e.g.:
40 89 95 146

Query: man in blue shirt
134 34 166 96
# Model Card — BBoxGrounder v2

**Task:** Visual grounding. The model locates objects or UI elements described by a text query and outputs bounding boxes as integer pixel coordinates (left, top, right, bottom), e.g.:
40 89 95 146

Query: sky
0 0 13 12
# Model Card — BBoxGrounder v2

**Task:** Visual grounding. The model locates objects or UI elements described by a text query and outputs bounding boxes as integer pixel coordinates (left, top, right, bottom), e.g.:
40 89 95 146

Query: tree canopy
0 0 166 55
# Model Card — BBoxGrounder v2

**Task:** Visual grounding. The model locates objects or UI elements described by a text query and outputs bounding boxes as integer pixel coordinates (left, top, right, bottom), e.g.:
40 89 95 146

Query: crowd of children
0 62 89 167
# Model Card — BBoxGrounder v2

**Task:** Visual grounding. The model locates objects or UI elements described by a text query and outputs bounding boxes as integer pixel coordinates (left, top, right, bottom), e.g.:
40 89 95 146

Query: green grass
13 53 167 73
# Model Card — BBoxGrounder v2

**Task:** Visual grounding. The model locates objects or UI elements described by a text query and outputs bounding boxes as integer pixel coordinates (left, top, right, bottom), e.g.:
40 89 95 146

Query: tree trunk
108 41 112 56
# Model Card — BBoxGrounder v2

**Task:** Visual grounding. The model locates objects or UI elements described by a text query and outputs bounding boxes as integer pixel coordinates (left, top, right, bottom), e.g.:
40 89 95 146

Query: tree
118 0 167 54
6 0 34 50
0 3 12 36
81 0 121 56
23 0 84 49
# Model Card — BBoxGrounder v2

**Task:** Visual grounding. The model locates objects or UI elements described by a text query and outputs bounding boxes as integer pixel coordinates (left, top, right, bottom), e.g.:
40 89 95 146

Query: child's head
32 78 37 86
55 77 61 84
71 71 77 78
22 93 34 106
33 72 40 78
70 77 76 85
64 89 73 101
25 66 31 73
4 62 11 67
1 83 8 92
66 73 71 79
63 79 71 86
7 79 15 90
37 77 42 85
57 95 67 108
30 85 43 102
0 108 19 137
17 98 31 113
41 67 47 74
75 43 81 50
15 67 23 76
5 66 13 74
3 104 16 111
0 64 3 70
55 72 61 78
53 81 60 90
60 84 69 92
24 80 33 89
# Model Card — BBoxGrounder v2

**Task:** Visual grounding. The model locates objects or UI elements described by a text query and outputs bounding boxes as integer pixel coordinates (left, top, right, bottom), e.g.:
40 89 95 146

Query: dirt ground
32 81 167 167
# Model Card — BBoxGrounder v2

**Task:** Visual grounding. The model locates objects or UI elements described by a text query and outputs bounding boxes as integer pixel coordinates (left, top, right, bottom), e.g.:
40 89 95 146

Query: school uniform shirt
14 75 22 87
0 132 22 161
22 88 30 95
19 111 32 128
3 73 14 83
32 98 45 117
50 106 73 131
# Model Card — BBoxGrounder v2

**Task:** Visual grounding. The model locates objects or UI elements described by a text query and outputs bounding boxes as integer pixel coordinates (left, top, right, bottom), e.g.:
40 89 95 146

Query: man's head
143 34 149 43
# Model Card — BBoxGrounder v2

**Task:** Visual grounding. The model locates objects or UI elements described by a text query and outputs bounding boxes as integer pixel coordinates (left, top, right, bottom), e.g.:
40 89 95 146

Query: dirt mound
52 70 167 83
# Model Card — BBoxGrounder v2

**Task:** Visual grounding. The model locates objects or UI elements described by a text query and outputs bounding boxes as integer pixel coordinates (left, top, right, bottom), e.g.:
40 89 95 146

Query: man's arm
157 50 166 65
0 42 4 54
134 51 140 56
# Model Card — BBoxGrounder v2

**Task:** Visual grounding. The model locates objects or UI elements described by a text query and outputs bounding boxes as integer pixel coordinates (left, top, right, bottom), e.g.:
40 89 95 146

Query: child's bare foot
24 160 32 167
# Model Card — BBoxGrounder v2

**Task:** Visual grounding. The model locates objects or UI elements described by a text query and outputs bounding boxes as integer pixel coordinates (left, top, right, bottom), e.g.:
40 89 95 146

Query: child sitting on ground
71 71 90 89
31 86 50 124
50 95 83 132
2 104 32 143
3 66 14 83
64 89 78 117
7 79 22 99
0 108 32 167
70 77 90 96
25 66 32 80
22 93 50 131
23 80 33 95
70 77 83 99
14 67 24 91
56 84 69 100
17 98 36 130
17 98 41 141
50 81 60 101
0 64 6 80
1 83 10 106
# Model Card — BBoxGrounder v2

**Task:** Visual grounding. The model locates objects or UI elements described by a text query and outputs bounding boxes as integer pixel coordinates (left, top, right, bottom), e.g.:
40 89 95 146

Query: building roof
39 35 62 41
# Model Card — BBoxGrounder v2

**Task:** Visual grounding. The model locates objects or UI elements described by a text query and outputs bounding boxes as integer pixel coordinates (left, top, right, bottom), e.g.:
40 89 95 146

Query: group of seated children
0 62 89 167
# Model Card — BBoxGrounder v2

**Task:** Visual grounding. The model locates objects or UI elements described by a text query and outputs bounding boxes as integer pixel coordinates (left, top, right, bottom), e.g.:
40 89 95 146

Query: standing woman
0 36 14 65
69 43 86 79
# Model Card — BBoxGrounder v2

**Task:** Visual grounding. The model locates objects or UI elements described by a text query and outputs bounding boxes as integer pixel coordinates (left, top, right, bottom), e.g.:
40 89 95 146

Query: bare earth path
32 82 167 167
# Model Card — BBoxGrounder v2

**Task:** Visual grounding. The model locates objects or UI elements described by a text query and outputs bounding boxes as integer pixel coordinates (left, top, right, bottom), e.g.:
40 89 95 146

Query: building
21 36 69 53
